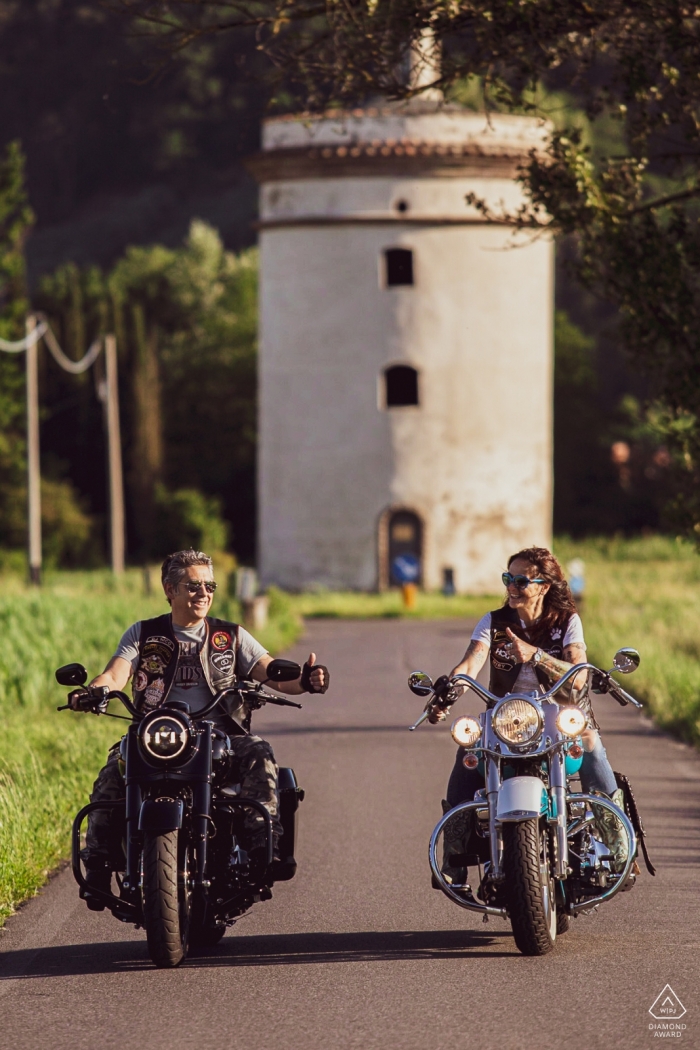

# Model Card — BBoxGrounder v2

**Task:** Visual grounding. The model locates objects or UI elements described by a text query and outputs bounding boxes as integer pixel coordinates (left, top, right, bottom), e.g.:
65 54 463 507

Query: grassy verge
554 535 700 746
293 588 496 620
0 571 301 924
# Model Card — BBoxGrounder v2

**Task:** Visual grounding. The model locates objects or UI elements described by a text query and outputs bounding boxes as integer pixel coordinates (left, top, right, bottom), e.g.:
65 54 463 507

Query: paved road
1 619 699 1050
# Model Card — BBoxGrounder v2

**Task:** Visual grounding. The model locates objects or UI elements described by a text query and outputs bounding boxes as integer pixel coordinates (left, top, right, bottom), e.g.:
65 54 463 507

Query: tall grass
0 570 301 923
554 535 700 745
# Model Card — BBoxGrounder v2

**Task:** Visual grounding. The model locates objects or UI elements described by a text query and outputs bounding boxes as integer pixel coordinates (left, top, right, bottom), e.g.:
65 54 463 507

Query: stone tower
248 102 553 593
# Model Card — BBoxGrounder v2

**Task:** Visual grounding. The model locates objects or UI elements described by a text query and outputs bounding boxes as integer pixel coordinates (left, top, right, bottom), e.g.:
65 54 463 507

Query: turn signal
451 715 481 748
462 753 479 770
568 743 584 759
556 706 587 737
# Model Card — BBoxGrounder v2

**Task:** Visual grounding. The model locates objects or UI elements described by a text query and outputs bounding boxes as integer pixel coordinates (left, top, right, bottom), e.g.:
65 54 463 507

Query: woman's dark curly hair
505 546 577 643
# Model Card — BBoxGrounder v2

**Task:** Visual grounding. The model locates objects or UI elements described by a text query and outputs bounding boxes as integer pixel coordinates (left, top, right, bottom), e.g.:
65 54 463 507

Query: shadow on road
0 928 517 978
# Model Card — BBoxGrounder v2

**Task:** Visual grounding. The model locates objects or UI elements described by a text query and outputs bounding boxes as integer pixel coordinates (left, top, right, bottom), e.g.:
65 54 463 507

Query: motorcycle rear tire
556 910 570 935
503 818 557 956
142 829 190 968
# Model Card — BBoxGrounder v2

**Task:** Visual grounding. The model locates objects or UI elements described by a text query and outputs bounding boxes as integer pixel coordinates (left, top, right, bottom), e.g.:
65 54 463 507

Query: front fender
138 798 184 832
496 776 546 822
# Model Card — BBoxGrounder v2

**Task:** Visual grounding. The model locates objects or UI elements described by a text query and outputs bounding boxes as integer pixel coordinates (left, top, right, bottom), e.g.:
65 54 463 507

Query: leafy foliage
35 222 258 562
0 142 32 549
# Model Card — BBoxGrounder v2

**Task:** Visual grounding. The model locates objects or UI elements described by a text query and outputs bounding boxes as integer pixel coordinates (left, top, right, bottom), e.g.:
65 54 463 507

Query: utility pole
25 315 42 585
104 334 125 574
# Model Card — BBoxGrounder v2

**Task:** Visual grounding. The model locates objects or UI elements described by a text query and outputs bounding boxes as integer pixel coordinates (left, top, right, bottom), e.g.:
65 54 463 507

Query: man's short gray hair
161 549 213 592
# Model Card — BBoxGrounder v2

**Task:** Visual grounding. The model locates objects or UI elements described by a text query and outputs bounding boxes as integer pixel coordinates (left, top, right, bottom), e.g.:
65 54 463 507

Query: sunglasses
181 581 217 594
502 572 546 590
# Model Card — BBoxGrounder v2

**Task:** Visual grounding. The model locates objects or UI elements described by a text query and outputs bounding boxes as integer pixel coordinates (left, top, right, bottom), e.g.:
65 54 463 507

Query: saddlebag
276 767 304 881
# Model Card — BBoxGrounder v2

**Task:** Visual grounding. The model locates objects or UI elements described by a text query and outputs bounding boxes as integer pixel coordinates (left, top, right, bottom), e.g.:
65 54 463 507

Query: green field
1 536 699 923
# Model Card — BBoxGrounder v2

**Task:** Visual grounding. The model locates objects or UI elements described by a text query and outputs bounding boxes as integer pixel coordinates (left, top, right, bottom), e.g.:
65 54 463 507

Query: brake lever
264 695 303 709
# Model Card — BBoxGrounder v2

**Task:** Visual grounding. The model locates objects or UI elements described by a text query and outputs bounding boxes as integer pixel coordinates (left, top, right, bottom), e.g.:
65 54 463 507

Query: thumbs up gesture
301 652 330 694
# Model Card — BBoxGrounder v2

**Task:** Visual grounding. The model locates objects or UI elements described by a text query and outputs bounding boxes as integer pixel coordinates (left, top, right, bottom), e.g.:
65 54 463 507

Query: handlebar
408 661 642 731
196 682 302 719
59 681 301 722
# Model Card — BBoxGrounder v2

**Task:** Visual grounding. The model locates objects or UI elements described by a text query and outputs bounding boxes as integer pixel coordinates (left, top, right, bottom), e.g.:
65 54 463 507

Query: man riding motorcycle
428 546 631 887
70 548 329 908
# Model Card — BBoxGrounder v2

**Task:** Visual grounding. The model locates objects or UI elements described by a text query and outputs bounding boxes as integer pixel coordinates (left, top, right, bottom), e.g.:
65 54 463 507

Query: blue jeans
446 733 618 807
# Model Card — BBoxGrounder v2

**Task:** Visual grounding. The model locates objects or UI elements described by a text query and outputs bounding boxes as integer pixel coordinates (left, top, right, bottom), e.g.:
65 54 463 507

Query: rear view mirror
55 663 88 687
265 658 302 683
408 671 433 697
612 648 640 675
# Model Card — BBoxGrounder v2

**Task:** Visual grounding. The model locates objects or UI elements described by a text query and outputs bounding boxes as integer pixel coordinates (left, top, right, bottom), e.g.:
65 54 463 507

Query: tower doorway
380 508 423 589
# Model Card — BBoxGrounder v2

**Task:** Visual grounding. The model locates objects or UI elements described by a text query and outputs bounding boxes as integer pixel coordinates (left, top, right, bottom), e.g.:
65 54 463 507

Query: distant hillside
0 1 264 283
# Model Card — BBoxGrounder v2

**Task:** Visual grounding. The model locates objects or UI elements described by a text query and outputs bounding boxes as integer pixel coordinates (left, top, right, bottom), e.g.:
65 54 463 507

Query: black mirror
55 663 88 687
265 658 302 683
408 671 434 697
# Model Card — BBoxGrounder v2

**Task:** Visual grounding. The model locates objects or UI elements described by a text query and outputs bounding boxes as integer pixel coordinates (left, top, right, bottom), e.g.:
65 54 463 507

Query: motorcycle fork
123 781 143 899
485 756 504 880
192 782 212 889
548 749 569 879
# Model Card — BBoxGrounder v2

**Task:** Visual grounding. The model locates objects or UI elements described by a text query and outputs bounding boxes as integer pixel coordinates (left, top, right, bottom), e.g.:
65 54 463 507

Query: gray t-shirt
113 618 267 717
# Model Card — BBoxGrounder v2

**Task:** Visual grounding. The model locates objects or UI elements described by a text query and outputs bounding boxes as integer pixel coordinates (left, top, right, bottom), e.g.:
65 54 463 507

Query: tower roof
248 102 549 182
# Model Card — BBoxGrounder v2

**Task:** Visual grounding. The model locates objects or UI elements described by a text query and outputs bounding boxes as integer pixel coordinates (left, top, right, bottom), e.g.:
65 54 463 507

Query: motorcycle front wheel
503 818 557 956
142 829 191 968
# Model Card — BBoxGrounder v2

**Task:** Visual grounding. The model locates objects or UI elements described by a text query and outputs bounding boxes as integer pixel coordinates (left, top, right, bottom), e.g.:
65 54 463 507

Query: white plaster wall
259 209 553 592
261 176 527 223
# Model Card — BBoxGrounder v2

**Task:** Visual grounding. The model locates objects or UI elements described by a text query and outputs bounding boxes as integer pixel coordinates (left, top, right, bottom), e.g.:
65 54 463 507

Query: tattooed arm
450 638 490 682
540 642 588 697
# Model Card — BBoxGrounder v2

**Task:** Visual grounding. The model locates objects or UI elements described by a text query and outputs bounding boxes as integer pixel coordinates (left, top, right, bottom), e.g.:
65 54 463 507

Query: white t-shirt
471 612 585 696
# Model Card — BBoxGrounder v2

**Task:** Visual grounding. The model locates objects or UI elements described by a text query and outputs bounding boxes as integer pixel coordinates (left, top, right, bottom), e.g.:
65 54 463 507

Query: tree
0 142 33 548
36 221 257 561
112 0 700 537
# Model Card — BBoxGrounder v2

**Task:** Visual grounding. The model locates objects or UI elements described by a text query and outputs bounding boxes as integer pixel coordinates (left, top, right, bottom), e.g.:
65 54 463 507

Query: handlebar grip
609 683 643 708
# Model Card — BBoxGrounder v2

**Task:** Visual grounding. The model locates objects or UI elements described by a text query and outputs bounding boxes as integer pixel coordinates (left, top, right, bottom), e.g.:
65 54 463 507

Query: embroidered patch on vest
143 677 165 709
134 670 148 692
211 648 234 673
141 637 176 676
211 631 230 650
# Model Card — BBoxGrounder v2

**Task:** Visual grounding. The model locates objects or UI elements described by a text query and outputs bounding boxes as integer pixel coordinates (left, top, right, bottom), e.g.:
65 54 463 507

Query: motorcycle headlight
451 716 481 748
556 705 587 737
141 714 190 761
493 698 542 747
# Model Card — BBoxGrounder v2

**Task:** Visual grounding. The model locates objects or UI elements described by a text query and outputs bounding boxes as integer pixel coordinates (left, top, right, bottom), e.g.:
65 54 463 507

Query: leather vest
132 613 241 716
488 605 568 699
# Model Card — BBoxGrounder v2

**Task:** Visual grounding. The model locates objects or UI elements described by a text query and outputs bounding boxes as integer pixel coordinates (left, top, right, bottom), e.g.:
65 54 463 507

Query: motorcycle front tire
142 829 190 968
503 818 557 956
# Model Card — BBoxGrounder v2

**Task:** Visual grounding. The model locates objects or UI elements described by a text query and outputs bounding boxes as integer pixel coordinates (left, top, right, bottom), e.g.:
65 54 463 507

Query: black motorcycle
55 658 305 968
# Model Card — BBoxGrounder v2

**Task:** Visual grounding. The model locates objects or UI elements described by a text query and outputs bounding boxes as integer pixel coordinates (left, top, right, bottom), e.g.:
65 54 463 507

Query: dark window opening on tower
384 248 414 286
385 364 419 407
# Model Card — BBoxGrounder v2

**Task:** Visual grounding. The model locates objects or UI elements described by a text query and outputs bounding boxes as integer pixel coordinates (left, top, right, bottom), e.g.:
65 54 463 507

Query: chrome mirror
408 671 434 697
612 648 640 675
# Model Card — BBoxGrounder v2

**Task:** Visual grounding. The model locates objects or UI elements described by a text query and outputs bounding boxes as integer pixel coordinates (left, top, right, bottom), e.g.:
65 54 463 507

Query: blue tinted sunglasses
502 572 546 589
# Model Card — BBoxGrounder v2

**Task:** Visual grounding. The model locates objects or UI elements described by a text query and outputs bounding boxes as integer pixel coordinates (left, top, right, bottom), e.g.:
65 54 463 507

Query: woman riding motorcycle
429 546 629 885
